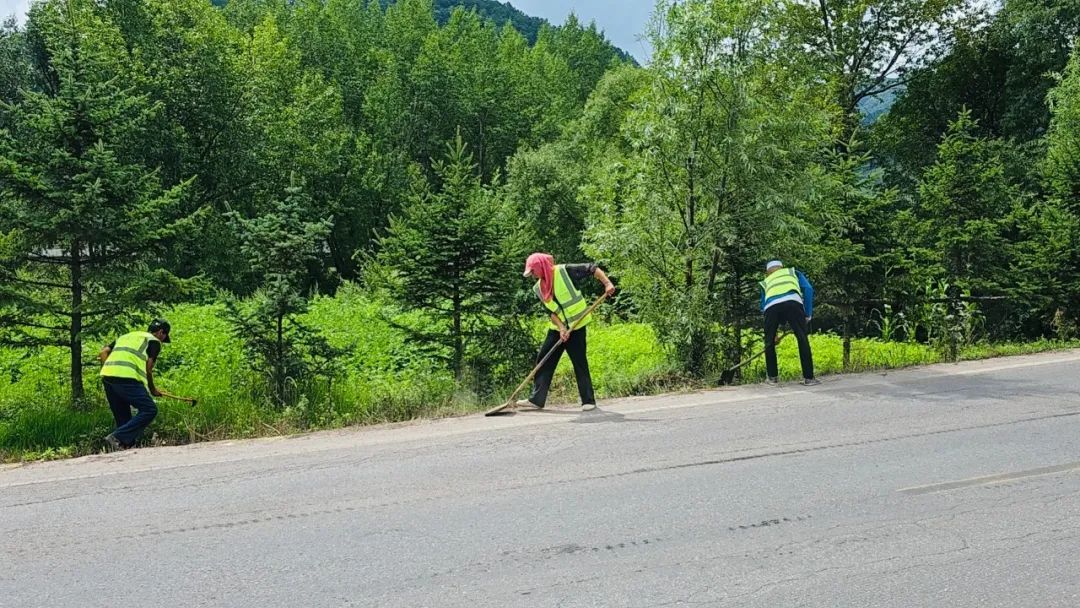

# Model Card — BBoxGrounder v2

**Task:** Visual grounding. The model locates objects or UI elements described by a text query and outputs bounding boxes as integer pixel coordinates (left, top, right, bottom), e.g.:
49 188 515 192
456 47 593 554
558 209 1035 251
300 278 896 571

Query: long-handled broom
717 332 789 386
485 293 609 416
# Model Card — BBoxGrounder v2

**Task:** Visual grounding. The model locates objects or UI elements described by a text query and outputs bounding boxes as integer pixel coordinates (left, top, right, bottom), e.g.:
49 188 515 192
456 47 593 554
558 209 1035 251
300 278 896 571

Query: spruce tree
0 0 190 406
224 178 334 407
374 131 524 380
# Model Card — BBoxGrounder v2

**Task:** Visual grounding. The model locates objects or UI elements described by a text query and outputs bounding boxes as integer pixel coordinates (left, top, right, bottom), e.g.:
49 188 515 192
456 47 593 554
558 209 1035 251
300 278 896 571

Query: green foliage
1041 42 1080 331
782 0 975 134
0 17 34 116
503 141 589 262
903 110 1071 340
430 0 544 43
585 0 830 375
874 0 1080 181
914 111 1015 291
225 179 335 406
0 0 193 404
373 132 527 382
1046 42 1080 212
547 323 680 398
114 0 256 286
800 141 904 325
243 14 380 286
537 14 629 105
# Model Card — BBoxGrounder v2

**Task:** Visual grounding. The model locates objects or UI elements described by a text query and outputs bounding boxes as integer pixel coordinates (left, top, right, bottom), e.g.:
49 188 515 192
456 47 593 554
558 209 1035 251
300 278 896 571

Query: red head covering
523 253 556 302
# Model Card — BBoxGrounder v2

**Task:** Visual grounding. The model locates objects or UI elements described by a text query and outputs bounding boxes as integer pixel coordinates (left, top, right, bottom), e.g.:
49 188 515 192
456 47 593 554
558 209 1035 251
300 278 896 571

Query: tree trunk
843 338 851 371
276 312 284 406
843 310 852 372
70 241 85 408
684 144 697 291
732 269 743 381
452 286 463 380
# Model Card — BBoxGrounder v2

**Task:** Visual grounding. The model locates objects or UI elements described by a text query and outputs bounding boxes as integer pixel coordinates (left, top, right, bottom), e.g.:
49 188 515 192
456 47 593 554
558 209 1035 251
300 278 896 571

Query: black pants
764 300 815 380
103 379 158 447
529 327 595 407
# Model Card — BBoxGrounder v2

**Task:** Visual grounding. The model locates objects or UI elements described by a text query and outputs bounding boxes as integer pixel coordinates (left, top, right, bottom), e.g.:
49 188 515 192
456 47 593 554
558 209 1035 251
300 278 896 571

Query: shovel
717 332 789 386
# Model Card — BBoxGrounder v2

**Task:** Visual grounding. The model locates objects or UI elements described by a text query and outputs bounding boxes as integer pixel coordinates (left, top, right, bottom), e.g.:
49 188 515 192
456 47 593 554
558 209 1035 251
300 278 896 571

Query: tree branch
0 317 69 332
849 6 886 80
0 273 71 289
818 0 836 55
854 29 920 106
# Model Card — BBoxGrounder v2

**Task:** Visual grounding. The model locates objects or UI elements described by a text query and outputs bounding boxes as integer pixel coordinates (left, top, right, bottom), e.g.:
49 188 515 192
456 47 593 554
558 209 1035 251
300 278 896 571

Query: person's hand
774 334 782 344
559 328 571 343
806 316 812 323
604 282 616 297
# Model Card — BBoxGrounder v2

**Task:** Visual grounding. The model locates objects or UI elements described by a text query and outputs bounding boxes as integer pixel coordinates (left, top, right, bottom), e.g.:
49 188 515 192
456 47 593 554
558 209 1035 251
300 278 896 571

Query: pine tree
374 131 524 380
224 178 335 407
802 140 904 364
0 0 190 406
915 110 1015 293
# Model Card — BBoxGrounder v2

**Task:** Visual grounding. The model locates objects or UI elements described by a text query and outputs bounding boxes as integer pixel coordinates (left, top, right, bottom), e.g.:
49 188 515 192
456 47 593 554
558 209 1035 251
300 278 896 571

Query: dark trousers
529 327 595 407
103 379 158 447
764 300 815 380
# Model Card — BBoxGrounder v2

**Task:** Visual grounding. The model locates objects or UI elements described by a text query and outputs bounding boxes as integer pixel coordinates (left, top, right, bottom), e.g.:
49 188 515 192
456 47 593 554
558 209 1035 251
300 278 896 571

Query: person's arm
760 288 766 312
799 271 814 320
145 341 162 397
146 357 161 397
593 267 616 296
98 344 112 363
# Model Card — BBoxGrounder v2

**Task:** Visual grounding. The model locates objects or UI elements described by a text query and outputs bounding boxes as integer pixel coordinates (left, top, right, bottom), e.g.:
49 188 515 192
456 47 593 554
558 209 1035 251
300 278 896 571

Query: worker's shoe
581 403 597 412
802 378 821 387
765 377 780 387
103 433 124 451
515 399 543 410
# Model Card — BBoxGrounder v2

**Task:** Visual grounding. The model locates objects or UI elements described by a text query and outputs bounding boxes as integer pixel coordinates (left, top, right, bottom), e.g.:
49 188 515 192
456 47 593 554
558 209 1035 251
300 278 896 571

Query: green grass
958 339 1080 360
2 290 1076 462
741 333 938 381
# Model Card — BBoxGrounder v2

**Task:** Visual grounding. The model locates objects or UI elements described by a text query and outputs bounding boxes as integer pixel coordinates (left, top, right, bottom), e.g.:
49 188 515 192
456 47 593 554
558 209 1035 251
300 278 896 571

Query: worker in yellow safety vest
760 261 818 386
517 253 616 412
98 319 171 450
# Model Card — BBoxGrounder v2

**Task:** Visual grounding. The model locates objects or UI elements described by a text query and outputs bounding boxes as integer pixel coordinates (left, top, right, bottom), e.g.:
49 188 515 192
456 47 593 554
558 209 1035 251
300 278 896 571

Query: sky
0 0 31 24
507 0 655 62
1 0 656 60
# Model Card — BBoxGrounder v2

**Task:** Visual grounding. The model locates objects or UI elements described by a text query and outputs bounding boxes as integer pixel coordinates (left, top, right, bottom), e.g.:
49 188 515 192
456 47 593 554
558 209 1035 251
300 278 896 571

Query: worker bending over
518 253 616 411
760 261 819 386
99 319 171 450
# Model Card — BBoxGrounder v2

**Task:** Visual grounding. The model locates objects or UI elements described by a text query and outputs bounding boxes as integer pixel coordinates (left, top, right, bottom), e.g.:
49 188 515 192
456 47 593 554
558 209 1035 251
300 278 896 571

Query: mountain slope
431 0 545 43
209 0 634 63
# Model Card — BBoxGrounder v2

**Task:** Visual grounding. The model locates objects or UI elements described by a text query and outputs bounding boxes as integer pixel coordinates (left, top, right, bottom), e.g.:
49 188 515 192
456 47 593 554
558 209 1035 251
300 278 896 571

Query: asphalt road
2 352 1079 607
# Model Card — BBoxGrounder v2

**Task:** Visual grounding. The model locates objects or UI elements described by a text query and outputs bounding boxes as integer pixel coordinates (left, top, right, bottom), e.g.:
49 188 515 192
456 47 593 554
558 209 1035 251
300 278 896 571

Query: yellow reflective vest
100 331 159 386
535 265 593 331
760 267 803 301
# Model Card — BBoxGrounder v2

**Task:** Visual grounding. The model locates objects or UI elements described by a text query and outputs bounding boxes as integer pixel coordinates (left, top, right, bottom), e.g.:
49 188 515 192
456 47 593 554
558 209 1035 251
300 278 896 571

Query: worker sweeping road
760 261 819 386
99 319 172 450
516 253 616 412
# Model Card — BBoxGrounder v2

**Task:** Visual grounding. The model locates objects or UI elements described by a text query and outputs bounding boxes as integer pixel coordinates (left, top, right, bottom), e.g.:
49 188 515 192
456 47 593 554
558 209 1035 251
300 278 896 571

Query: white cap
766 260 783 271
